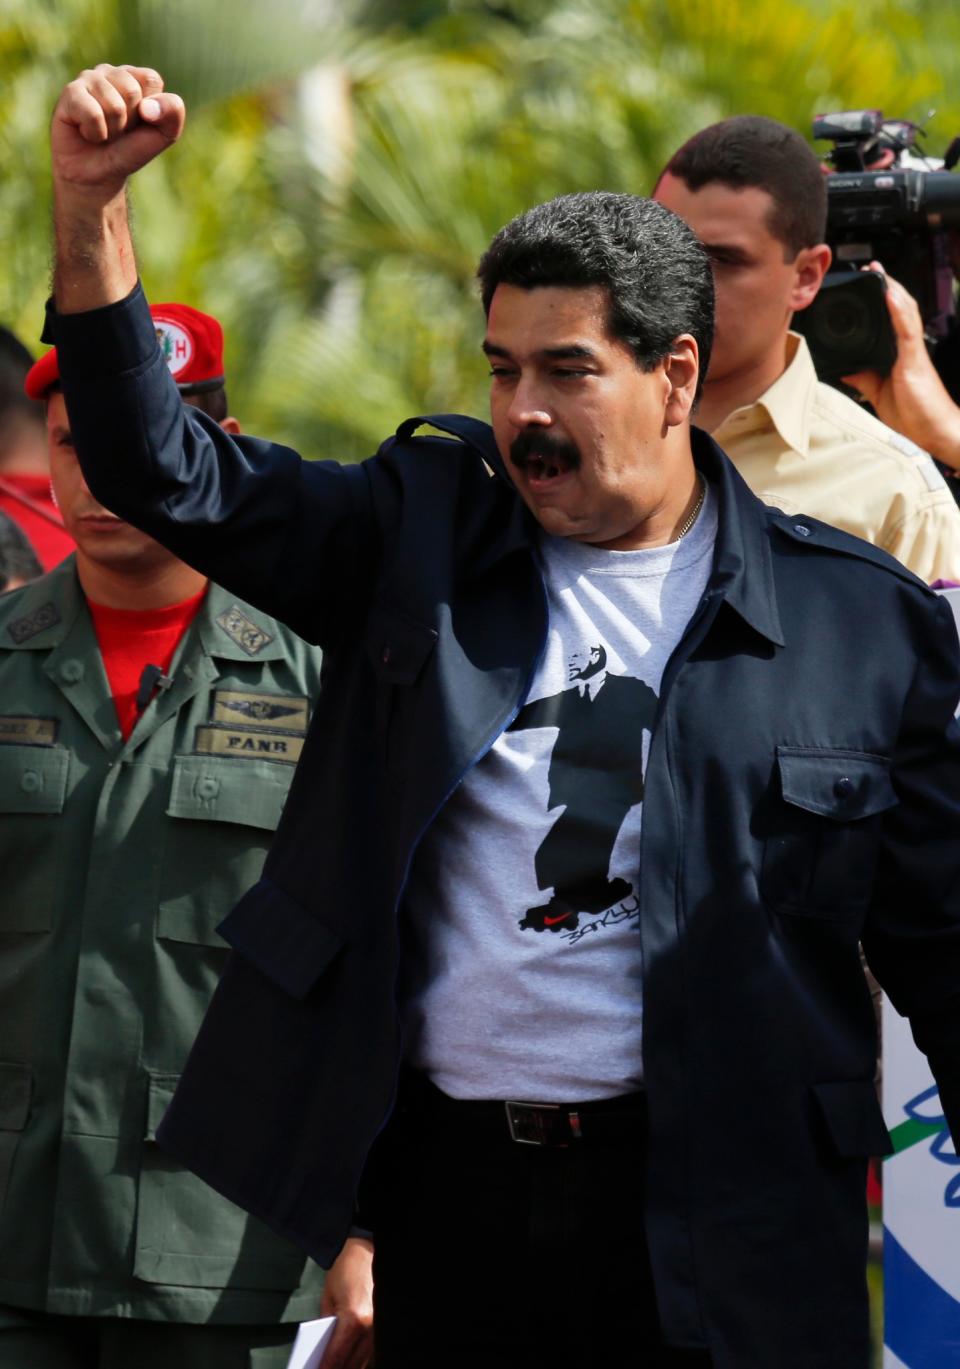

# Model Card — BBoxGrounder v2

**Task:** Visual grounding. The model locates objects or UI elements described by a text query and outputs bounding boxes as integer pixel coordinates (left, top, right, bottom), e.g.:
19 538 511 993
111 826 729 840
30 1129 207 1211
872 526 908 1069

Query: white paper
285 1317 337 1369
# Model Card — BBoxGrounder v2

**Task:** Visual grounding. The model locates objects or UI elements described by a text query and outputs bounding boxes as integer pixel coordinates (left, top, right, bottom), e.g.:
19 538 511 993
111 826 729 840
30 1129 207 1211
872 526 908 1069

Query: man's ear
219 416 241 435
790 243 832 312
664 335 699 428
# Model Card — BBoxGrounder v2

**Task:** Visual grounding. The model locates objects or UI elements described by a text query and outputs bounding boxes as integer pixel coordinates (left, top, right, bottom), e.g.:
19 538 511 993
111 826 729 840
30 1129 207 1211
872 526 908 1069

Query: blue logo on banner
885 1227 960 1366
904 1086 960 1207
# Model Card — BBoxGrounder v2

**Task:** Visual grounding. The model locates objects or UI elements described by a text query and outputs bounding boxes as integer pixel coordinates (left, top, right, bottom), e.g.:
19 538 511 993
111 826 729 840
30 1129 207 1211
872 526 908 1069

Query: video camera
793 109 960 381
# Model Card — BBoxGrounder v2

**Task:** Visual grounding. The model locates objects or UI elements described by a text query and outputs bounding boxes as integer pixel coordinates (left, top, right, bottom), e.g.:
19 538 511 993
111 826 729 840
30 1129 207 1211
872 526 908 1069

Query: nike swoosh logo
544 910 573 926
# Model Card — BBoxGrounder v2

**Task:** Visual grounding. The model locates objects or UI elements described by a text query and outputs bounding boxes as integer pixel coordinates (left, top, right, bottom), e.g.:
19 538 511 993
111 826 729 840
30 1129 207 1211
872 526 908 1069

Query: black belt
399 1069 646 1149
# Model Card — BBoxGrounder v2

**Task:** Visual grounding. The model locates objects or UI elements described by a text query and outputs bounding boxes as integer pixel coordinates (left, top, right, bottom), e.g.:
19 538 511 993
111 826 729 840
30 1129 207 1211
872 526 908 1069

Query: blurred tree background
2 0 960 459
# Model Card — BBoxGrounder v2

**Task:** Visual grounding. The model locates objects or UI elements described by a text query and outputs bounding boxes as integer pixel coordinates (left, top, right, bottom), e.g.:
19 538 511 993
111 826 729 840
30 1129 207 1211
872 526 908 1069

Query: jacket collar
401 414 785 646
404 413 785 648
395 413 536 577
691 426 785 647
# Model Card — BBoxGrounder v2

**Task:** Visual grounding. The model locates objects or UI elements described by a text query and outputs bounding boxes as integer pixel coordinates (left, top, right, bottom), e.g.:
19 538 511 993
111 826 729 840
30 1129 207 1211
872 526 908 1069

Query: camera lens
822 295 873 348
793 270 897 379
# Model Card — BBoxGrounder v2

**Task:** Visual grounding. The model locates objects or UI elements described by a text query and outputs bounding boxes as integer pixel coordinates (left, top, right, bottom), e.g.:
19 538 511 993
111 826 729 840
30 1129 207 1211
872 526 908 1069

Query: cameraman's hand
52 65 184 200
843 264 960 472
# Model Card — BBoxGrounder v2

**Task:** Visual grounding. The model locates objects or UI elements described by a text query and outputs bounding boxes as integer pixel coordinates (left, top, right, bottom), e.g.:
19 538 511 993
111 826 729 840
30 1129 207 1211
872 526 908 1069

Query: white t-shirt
401 484 718 1100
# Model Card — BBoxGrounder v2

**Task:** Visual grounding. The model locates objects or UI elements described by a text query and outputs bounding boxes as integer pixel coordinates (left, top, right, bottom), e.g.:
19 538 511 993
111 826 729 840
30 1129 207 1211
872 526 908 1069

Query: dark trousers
0 1304 296 1369
364 1071 712 1369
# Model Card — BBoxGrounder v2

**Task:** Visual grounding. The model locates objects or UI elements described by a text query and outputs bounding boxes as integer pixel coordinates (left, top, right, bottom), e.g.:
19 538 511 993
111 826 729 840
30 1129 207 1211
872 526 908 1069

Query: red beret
24 301 225 400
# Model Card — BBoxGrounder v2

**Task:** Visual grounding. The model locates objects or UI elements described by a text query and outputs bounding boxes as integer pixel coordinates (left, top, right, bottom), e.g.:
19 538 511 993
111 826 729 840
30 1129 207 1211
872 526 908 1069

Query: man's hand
318 1236 374 1369
51 66 185 313
52 65 185 199
842 264 960 472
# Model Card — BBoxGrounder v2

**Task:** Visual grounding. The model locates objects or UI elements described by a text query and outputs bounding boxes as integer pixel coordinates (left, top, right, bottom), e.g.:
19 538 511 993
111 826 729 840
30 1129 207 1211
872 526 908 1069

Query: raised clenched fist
52 64 185 200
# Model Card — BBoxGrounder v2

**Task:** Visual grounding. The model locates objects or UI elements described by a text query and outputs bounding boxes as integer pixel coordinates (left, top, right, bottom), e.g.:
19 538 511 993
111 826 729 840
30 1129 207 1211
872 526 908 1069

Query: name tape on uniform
194 723 304 764
0 716 59 746
211 690 309 732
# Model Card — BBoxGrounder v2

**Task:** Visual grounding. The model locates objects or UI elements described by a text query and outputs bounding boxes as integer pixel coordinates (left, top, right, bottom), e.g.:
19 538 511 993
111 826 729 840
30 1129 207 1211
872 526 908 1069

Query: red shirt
88 588 207 740
0 474 75 571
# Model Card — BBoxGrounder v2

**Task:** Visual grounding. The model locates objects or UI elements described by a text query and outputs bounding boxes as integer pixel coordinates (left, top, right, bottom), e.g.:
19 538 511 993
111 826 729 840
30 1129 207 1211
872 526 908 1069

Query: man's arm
843 265 960 473
51 65 185 313
48 67 384 644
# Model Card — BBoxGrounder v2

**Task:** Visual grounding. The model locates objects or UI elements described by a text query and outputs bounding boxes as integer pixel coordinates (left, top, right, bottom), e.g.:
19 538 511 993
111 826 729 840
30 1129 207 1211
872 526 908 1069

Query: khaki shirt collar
718 332 816 459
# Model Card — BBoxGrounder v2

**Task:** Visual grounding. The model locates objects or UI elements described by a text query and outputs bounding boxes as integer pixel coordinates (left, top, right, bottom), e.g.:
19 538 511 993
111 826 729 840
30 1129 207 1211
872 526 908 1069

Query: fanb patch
7 603 60 645
212 690 308 731
194 723 304 764
215 605 274 657
0 716 58 746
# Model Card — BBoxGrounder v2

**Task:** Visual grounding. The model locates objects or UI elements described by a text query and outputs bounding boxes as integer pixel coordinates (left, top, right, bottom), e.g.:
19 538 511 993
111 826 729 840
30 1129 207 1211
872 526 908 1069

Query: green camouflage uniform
0 559 325 1363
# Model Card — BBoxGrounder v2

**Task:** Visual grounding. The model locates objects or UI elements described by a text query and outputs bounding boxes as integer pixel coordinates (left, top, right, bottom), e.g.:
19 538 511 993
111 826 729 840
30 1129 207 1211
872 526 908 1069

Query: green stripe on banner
886 1117 945 1156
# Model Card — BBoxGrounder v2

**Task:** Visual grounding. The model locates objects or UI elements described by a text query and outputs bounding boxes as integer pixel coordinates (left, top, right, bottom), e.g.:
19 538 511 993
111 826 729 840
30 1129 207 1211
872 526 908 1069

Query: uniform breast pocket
134 1072 307 1291
760 747 898 921
0 745 70 933
157 755 294 948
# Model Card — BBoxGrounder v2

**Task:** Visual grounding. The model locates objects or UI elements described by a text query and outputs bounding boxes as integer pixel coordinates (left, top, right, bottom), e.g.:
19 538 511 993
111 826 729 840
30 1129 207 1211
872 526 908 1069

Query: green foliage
4 0 960 459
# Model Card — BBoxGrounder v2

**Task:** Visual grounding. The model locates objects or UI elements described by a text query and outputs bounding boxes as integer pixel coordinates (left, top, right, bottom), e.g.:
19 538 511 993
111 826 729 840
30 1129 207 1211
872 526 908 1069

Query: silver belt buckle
504 1100 582 1146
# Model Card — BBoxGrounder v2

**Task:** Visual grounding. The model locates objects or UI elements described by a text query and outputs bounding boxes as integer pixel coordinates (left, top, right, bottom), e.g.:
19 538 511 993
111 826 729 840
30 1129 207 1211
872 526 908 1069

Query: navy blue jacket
52 287 960 1369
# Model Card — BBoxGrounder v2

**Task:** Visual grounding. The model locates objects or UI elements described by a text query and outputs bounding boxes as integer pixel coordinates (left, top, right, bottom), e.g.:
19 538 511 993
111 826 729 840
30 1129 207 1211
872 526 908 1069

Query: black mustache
509 429 581 473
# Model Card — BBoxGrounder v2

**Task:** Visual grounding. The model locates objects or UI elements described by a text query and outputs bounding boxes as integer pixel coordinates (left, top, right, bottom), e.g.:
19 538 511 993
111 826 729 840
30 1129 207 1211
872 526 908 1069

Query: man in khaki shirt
655 115 960 584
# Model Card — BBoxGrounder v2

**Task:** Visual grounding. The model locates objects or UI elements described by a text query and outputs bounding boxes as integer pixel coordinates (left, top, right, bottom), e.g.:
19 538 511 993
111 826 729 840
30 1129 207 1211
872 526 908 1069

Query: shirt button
793 523 812 538
834 776 855 800
60 659 84 683
20 771 42 794
196 777 220 800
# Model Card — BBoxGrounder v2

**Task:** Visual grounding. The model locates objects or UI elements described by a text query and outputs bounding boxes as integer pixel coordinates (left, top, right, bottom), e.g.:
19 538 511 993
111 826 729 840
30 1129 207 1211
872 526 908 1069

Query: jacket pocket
134 1073 307 1290
364 606 438 687
761 748 897 920
158 755 294 947
0 1063 31 1217
0 746 69 932
811 1079 892 1159
364 606 438 778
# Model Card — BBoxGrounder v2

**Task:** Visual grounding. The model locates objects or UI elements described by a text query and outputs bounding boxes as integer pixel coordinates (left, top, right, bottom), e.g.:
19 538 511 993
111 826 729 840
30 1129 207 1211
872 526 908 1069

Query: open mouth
522 452 572 484
510 431 581 490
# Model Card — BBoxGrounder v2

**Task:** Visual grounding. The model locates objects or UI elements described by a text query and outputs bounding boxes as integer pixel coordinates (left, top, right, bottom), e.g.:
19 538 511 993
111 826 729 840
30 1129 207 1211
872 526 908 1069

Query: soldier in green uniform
0 306 373 1369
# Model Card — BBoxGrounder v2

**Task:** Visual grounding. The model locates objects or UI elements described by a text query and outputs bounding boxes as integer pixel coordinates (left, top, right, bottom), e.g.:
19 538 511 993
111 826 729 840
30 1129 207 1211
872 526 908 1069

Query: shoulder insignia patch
215 605 274 657
212 690 309 731
886 431 929 461
7 602 61 645
886 432 948 492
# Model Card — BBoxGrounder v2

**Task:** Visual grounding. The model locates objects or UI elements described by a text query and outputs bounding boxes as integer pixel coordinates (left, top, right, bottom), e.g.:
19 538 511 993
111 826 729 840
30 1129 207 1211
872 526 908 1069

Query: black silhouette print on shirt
507 644 659 934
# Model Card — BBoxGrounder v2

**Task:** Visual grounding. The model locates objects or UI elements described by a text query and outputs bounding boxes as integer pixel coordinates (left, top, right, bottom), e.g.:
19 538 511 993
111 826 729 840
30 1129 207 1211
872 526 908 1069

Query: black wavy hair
477 191 714 402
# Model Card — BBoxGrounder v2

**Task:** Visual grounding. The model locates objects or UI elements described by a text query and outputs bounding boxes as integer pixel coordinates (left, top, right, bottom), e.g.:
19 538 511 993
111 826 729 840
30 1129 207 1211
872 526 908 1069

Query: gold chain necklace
675 474 706 541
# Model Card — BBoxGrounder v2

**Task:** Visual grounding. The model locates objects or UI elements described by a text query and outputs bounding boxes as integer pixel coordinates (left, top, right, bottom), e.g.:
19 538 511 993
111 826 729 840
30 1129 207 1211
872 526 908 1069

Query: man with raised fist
36 65 960 1369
